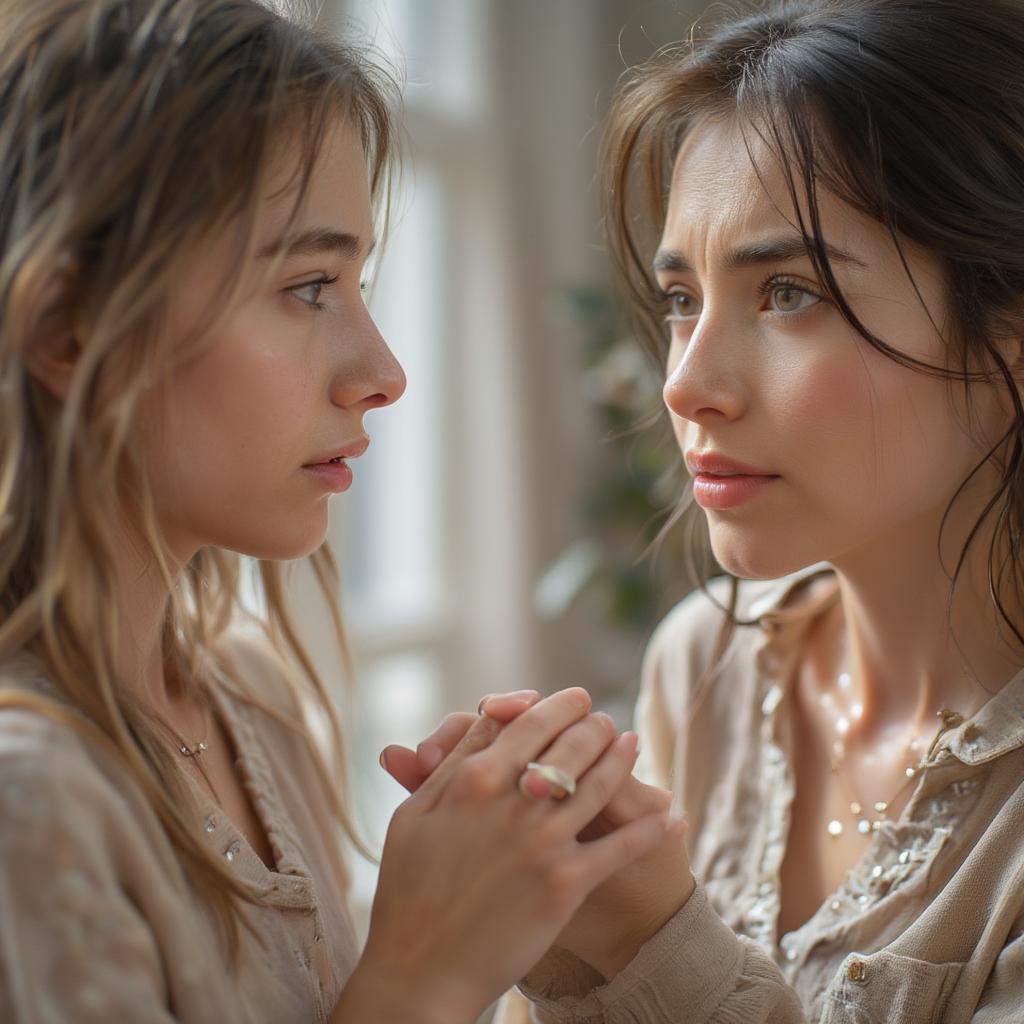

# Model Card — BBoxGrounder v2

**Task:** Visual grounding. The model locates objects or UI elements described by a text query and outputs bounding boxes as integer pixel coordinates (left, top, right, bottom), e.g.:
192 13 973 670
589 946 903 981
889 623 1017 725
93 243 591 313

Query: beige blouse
497 564 1024 1023
0 632 359 1022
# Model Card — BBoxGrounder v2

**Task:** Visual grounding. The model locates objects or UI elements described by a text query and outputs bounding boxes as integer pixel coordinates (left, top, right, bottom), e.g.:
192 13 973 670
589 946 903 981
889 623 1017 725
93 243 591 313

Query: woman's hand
344 688 676 1023
380 693 694 981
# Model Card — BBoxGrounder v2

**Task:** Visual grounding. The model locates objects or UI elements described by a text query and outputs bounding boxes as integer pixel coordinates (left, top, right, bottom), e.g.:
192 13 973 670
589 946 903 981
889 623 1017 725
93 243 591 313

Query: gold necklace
825 698 963 839
168 695 212 759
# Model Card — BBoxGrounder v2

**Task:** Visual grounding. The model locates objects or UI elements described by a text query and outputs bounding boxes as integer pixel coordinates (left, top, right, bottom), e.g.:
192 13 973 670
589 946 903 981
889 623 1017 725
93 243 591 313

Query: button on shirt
497 565 1024 1023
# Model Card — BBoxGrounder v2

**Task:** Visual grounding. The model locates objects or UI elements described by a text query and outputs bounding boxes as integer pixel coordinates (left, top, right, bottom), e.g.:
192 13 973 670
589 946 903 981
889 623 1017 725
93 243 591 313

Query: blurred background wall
281 0 722 986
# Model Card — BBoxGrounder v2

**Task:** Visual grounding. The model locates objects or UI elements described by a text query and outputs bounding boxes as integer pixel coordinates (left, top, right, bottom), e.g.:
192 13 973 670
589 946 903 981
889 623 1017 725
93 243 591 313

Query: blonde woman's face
146 118 405 562
656 118 1008 580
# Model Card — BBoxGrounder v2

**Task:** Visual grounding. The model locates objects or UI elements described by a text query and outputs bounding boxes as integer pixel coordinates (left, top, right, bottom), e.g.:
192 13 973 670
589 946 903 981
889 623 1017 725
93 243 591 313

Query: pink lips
685 450 780 510
302 461 354 492
302 436 369 493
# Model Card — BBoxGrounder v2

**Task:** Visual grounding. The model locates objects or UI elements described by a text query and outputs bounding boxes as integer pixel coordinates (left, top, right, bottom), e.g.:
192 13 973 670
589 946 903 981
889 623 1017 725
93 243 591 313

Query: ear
22 322 82 402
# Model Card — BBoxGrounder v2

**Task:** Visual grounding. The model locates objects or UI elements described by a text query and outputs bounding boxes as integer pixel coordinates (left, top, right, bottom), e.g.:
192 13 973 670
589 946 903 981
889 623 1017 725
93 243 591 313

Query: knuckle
586 713 616 744
545 860 584 900
466 715 503 747
559 728 589 761
523 819 563 859
454 755 503 799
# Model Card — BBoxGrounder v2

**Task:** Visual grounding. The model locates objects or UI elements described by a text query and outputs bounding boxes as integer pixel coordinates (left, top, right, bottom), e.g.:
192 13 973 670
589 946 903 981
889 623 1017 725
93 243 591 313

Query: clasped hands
379 687 696 983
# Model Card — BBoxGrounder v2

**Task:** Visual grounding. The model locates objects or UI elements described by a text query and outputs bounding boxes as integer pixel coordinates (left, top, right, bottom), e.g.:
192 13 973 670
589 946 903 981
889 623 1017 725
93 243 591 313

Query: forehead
261 115 373 243
660 116 877 268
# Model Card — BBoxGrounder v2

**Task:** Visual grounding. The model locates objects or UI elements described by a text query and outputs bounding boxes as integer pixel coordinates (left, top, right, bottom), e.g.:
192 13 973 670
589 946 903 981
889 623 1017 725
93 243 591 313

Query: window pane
347 652 443 928
341 167 447 633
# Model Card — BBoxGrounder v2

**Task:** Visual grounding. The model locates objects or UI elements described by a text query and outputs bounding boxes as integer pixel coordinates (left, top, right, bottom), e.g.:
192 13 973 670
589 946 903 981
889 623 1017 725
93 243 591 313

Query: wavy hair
604 0 1024 676
0 0 398 967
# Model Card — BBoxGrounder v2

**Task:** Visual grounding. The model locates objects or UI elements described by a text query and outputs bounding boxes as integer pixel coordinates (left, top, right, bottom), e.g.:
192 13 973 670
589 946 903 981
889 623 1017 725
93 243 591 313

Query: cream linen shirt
497 564 1024 1023
0 633 360 1022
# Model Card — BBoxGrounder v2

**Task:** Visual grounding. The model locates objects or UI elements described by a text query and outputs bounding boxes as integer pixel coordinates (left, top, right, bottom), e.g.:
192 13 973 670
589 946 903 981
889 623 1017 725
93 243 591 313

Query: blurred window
323 0 488 927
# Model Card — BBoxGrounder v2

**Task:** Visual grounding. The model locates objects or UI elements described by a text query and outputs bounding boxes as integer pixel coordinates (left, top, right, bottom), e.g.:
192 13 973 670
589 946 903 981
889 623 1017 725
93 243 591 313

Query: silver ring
524 762 576 799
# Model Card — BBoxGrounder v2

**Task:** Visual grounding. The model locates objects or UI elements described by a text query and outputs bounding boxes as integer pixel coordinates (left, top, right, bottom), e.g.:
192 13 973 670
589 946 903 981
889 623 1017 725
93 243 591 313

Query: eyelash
756 272 824 310
656 273 826 321
287 275 341 311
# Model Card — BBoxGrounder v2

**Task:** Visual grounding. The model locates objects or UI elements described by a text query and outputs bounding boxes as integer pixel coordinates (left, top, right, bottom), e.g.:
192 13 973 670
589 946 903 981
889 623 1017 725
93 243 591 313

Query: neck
828 497 1023 742
114 524 193 714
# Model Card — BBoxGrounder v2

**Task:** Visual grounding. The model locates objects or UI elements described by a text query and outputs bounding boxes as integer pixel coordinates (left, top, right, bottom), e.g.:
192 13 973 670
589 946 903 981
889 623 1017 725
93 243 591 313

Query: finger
480 687 592 774
577 810 683 887
409 713 504 809
479 690 542 722
558 731 642 831
519 712 617 800
598 773 672 827
415 712 479 774
379 745 425 793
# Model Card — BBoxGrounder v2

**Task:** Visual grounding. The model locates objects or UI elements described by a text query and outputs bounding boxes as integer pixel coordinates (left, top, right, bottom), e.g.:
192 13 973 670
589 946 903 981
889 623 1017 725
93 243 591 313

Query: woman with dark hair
396 1 1024 1020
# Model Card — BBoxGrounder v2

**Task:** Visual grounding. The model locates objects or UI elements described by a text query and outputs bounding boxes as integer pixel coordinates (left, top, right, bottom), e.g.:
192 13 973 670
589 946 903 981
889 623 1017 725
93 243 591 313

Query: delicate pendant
827 819 843 837
179 741 208 758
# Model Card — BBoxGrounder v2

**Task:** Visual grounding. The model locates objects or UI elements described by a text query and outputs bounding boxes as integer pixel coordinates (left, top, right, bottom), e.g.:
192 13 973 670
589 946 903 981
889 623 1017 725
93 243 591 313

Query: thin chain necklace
168 693 212 759
823 669 963 838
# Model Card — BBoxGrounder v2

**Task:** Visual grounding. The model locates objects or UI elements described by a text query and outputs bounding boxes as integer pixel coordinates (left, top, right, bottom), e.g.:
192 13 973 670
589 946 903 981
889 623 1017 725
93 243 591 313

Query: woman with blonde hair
0 1 682 1020
395 0 1024 1020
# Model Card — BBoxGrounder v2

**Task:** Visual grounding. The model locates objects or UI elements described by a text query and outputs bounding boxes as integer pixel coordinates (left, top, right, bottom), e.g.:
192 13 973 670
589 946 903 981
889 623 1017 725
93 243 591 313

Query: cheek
153 338 316 513
787 350 968 518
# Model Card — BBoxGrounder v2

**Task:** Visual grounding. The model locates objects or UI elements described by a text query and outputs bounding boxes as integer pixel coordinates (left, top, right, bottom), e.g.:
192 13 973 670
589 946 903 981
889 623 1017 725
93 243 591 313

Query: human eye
659 288 702 323
287 275 339 311
760 275 823 315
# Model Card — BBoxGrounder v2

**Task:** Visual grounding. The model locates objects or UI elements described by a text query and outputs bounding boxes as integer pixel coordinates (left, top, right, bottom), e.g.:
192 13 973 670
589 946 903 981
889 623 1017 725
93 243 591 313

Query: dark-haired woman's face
656 118 1009 580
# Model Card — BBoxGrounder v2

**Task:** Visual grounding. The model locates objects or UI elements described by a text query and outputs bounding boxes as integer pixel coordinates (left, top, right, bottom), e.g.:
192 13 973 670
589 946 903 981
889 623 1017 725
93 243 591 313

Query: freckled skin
138 119 406 565
659 118 1004 582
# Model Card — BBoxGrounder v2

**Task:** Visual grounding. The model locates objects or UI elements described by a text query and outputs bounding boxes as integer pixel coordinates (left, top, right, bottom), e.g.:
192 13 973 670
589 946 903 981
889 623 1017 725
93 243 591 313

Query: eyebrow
652 235 867 275
256 228 374 262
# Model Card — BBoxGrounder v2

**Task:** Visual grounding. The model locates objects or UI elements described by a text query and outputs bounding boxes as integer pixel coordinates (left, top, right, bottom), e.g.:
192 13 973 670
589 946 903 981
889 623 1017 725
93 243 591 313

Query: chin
218 517 330 563
708 522 824 582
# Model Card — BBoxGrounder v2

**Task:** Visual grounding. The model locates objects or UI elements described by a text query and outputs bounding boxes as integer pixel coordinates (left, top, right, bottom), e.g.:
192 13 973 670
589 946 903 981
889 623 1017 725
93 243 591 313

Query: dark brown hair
604 0 1024 661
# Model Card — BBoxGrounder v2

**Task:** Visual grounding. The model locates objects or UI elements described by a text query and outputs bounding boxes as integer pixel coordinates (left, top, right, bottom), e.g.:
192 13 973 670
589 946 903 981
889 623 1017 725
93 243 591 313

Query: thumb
379 745 426 793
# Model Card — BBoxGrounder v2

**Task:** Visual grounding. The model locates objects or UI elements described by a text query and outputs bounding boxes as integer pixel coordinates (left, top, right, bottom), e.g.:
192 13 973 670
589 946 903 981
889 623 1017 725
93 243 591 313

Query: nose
662 314 748 426
331 313 406 412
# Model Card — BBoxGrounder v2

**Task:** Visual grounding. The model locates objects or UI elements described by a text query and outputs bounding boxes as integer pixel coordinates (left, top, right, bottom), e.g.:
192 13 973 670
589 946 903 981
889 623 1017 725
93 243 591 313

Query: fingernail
480 690 540 712
621 731 639 755
378 749 388 771
565 687 590 709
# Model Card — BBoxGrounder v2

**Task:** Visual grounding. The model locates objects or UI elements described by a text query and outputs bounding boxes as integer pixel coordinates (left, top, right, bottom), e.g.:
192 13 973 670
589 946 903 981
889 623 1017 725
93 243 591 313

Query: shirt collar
743 563 1024 765
941 667 1024 765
